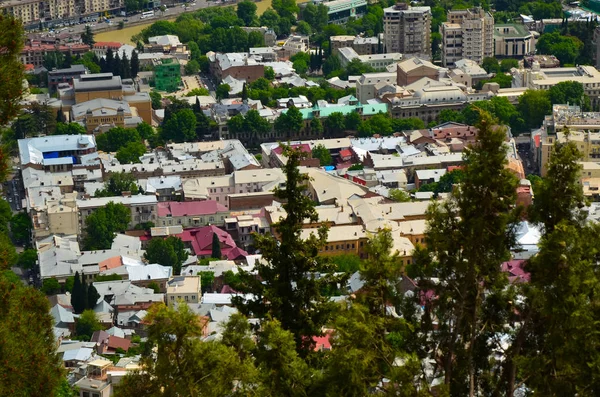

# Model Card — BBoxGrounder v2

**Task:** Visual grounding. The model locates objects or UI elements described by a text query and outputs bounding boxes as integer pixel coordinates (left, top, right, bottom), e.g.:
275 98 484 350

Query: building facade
383 4 431 57
154 58 181 92
441 8 494 67
494 24 534 58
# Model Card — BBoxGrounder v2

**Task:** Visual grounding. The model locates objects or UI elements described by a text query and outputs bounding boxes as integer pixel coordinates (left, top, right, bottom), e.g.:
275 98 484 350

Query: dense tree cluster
82 202 131 250
144 236 188 275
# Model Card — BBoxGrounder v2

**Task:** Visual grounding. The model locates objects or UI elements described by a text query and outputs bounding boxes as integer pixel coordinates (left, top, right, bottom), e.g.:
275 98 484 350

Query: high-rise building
383 3 432 58
441 7 494 67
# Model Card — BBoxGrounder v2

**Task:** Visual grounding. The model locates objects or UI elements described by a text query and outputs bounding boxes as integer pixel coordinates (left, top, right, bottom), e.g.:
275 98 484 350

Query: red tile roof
502 260 530 283
107 335 132 352
312 332 332 351
24 64 35 71
273 144 311 155
157 200 228 217
93 42 123 48
339 149 352 158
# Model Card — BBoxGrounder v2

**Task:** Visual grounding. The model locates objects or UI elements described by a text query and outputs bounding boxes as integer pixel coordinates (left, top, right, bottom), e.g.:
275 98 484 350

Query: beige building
166 276 201 307
494 24 534 58
1 0 123 25
356 71 398 104
77 195 158 233
396 57 440 86
383 4 432 57
441 8 494 67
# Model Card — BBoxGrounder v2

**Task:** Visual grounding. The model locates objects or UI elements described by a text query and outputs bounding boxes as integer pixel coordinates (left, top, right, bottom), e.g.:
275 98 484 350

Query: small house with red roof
178 225 248 260
93 42 124 58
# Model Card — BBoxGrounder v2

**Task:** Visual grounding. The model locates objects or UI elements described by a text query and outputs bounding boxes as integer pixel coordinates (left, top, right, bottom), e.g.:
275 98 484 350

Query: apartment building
330 35 380 55
336 47 403 70
322 0 368 24
356 72 398 103
166 276 201 307
2 0 124 26
20 41 89 68
383 4 431 57
77 195 158 233
441 8 494 67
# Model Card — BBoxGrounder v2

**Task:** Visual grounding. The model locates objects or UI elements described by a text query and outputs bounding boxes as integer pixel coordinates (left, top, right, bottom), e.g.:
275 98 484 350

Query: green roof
298 103 389 120
494 24 531 38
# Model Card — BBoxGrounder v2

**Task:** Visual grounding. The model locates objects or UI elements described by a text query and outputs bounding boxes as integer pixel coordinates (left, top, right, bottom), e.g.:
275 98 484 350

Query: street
3 173 23 213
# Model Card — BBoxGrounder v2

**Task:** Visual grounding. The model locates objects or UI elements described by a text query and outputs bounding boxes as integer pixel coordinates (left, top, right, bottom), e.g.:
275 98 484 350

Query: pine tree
121 52 131 79
232 146 342 354
87 283 100 309
82 279 88 310
113 53 122 77
211 232 222 259
71 271 85 314
56 105 65 123
412 111 519 395
194 97 201 114
130 50 139 78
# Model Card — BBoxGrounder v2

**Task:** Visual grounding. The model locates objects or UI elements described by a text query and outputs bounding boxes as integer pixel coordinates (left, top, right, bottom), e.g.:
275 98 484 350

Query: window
83 391 90 397
185 296 189 301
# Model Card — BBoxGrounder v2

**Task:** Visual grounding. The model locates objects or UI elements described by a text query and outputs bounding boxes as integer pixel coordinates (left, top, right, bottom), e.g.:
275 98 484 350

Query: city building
154 58 181 92
330 35 381 55
166 276 201 307
18 134 97 170
19 41 89 68
157 200 230 228
77 195 158 233
493 24 534 58
383 4 432 57
448 58 490 87
441 8 494 67
320 0 368 24
356 71 398 104
47 65 87 92
208 52 265 84
396 57 440 86
71 98 143 133
336 47 403 70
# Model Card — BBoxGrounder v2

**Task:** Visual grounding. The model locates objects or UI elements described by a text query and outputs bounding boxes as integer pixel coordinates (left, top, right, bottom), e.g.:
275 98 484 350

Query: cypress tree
211 232 222 259
71 271 85 314
131 50 139 78
121 52 131 79
113 53 122 77
103 49 114 74
81 279 88 311
241 83 248 101
87 283 100 310
194 97 201 114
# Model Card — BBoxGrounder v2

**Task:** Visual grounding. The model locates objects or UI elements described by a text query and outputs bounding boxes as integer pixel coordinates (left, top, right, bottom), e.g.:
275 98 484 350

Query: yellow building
166 276 201 307
540 130 600 176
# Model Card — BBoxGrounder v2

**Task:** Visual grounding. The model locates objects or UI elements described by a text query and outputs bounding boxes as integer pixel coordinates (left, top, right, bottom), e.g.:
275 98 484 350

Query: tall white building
383 3 432 58
441 7 494 67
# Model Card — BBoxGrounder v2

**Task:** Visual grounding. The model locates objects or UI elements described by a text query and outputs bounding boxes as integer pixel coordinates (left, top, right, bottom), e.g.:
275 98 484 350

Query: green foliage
391 117 425 132
330 253 362 273
81 25 95 46
41 277 61 295
0 15 25 126
411 111 519 394
481 57 500 73
211 232 222 259
200 271 215 293
10 212 32 246
87 283 100 309
144 236 188 276
83 202 131 250
348 163 364 171
311 144 332 166
184 59 200 75
0 232 17 270
0 271 63 396
185 87 210 97
537 31 583 65
216 84 231 100
71 272 85 314
227 109 271 143
161 108 197 143
116 141 146 164
518 89 552 130
149 91 162 110
96 127 142 153
54 122 86 135
500 58 519 72
274 106 304 138
17 249 37 269
95 171 140 197
264 66 275 80
232 146 342 353
94 273 123 282
237 0 257 26
547 80 586 108
76 309 102 340
115 303 257 396
389 188 411 202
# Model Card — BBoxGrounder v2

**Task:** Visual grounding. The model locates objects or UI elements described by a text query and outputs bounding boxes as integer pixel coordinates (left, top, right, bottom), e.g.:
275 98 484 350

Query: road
43 0 225 35
3 173 24 213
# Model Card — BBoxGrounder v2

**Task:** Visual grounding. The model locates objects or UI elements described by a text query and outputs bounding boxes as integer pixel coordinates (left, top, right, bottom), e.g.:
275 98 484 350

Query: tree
233 146 341 354
411 111 519 395
500 58 519 72
211 232 222 259
96 127 142 153
87 283 100 309
272 0 299 19
185 87 210 97
0 271 63 396
10 212 32 246
136 122 154 140
325 112 346 136
0 15 26 126
115 303 256 396
237 0 257 26
130 50 139 78
82 202 131 250
200 272 215 293
311 144 332 166
149 91 162 110
389 188 411 202
184 59 200 75
95 171 140 197
148 281 160 293
144 236 188 275
54 122 86 135
161 108 197 143
17 249 37 269
116 141 146 164
274 106 304 138
296 21 312 35
81 25 95 47
0 232 16 271
264 66 275 80
518 89 552 130
71 272 86 314
216 83 231 100
310 118 324 135
481 57 500 73
548 80 586 107
537 31 583 65
302 3 328 31
330 253 362 273
76 309 102 340
41 278 61 295
345 111 362 131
